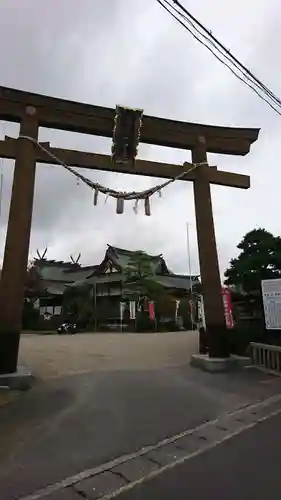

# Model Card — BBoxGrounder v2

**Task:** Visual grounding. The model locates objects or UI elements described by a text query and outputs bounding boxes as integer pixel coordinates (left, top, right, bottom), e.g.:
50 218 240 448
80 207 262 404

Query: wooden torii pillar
192 136 227 357
0 107 39 374
0 86 259 373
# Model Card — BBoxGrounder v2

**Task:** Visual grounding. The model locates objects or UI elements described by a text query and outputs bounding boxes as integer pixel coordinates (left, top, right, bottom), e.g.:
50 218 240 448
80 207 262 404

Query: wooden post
192 136 229 358
0 107 39 374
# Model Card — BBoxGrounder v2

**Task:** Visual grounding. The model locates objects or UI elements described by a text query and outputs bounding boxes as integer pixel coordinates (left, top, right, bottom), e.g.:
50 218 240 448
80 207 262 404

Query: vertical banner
120 301 126 332
129 300 136 320
175 300 180 321
148 301 156 321
120 301 126 320
189 299 195 326
197 295 206 330
222 287 234 329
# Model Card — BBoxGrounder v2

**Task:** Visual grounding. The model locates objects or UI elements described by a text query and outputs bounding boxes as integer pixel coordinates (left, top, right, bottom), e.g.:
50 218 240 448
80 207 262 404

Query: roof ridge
63 264 98 274
107 245 162 259
34 258 80 268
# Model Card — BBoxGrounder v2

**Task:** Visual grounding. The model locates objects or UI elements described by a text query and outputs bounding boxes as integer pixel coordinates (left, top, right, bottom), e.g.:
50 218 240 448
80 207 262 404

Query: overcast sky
0 0 280 277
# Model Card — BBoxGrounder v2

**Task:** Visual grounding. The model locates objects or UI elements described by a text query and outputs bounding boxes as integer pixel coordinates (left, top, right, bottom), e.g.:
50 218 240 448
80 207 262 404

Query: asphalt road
0 367 250 499
1 332 281 499
1 367 281 500
119 411 281 500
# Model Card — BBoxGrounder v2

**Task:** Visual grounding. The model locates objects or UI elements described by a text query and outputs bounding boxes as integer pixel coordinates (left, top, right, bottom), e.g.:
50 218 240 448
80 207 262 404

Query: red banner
222 287 234 329
148 301 156 321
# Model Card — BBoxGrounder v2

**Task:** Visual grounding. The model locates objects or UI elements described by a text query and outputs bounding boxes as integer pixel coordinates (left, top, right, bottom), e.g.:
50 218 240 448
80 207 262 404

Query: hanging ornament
18 135 191 221
93 188 99 206
111 105 143 166
133 199 139 214
116 197 125 214
144 197 151 216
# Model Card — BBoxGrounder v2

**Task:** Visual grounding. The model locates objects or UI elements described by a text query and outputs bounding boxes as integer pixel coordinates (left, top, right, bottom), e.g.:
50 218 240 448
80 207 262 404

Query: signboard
222 287 234 329
261 279 281 330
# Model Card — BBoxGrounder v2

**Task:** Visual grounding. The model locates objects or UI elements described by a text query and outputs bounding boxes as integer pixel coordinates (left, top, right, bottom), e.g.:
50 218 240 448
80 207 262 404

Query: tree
63 284 94 327
124 251 165 307
121 250 174 331
20 261 43 329
121 250 166 302
224 228 281 294
24 260 49 303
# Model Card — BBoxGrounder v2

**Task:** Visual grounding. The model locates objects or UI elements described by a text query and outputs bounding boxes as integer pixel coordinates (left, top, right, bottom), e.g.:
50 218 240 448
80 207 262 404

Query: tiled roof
68 273 199 292
35 259 97 283
155 275 199 290
35 248 200 294
106 246 169 274
66 273 122 288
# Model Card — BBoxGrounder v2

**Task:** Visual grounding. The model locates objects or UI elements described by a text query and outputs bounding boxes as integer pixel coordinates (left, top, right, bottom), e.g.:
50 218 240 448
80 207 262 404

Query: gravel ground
19 331 199 379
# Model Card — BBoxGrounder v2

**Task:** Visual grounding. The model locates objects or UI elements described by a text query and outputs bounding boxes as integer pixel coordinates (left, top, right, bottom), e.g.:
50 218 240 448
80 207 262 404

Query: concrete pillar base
0 365 34 390
190 353 251 373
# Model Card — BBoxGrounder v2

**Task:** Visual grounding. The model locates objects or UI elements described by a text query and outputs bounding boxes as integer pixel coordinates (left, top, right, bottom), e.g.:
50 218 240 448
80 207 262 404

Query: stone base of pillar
190 353 251 373
0 365 34 390
0 331 20 375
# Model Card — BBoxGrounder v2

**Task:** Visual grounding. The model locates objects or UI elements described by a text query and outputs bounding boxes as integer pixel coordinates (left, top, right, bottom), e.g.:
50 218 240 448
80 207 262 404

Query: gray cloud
0 0 280 277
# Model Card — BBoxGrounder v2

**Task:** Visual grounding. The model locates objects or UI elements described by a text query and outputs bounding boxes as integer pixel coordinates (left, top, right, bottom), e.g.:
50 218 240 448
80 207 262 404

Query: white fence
250 342 281 376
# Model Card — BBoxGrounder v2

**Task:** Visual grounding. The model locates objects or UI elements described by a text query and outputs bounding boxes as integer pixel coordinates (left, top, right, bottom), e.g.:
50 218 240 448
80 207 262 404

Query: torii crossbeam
0 86 259 374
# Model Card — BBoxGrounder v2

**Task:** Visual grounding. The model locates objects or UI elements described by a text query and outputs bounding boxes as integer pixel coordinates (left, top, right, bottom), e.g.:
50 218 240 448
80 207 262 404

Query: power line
166 0 281 108
170 0 281 107
156 0 281 116
157 0 281 114
158 0 281 112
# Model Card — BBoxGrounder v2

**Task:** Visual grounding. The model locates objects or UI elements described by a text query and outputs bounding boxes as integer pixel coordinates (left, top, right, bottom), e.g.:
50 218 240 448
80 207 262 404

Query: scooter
57 321 77 334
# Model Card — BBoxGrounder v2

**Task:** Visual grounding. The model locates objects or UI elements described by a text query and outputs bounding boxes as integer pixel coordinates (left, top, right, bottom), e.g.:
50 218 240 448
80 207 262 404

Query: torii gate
0 86 259 374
